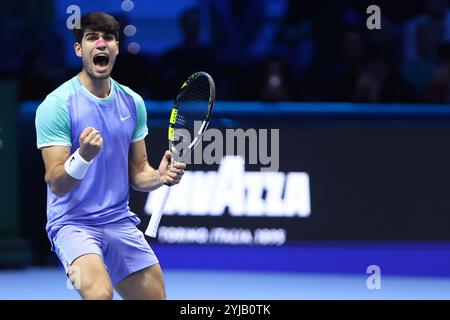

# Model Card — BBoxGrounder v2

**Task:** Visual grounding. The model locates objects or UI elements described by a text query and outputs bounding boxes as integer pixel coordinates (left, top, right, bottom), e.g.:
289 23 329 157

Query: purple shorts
51 219 159 286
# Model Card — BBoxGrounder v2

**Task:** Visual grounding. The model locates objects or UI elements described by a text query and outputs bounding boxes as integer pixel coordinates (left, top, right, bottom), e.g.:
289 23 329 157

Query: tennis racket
145 71 215 237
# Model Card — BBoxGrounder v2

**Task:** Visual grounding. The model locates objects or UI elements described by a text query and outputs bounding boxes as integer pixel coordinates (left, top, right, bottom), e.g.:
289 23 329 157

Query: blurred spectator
157 7 215 99
111 14 155 99
272 0 316 79
17 30 67 100
210 0 265 65
1 0 67 100
209 0 265 100
353 52 415 103
328 29 414 103
0 1 32 79
401 21 439 100
254 56 294 102
404 0 450 63
327 29 367 101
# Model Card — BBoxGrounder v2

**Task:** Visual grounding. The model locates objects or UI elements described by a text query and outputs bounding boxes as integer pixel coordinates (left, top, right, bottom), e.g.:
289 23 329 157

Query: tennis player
35 12 185 300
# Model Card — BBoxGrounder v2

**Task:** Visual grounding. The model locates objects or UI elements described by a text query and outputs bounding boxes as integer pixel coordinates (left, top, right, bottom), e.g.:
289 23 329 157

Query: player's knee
146 278 166 300
149 286 166 300
83 284 114 300
148 274 166 300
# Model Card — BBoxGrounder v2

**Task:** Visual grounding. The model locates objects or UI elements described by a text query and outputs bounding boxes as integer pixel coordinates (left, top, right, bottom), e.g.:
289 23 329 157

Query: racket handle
145 185 171 238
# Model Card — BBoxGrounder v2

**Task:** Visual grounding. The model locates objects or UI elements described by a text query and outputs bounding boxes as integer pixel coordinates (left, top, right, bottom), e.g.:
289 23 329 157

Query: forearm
130 164 164 192
45 164 80 196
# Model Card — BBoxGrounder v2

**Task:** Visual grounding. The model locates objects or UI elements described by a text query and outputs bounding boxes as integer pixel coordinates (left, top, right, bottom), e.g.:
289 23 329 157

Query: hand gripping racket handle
145 184 171 238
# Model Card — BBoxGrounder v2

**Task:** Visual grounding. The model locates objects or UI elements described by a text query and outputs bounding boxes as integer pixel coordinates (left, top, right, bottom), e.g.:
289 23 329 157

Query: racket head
168 71 215 162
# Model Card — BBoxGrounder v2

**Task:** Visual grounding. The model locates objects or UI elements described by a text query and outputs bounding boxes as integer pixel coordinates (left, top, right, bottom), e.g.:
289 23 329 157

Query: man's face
75 30 119 79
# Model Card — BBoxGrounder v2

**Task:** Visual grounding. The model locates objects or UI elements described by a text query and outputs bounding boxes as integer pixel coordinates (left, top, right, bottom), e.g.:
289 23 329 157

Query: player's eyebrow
84 32 101 38
84 32 115 39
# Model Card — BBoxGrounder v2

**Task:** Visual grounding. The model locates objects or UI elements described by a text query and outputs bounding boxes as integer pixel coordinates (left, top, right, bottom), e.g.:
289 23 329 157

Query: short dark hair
73 12 120 44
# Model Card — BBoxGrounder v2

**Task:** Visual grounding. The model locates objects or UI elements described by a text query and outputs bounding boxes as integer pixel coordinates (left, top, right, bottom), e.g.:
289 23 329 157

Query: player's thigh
115 263 166 300
69 253 113 300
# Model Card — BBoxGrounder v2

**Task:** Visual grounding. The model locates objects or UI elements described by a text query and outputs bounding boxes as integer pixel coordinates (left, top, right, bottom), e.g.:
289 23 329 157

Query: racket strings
180 78 211 102
174 109 208 128
175 113 205 126
173 75 212 134
178 97 209 113
182 85 209 98
182 90 209 102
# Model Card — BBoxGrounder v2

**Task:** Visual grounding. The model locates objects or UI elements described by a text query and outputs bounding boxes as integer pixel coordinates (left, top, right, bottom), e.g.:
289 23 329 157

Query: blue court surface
1 267 450 300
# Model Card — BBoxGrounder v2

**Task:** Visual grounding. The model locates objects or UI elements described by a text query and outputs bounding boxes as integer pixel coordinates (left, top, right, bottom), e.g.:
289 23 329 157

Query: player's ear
116 41 119 55
74 42 82 58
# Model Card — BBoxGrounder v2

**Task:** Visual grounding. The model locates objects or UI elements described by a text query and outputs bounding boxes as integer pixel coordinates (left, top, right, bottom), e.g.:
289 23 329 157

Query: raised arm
42 146 79 196
42 127 103 196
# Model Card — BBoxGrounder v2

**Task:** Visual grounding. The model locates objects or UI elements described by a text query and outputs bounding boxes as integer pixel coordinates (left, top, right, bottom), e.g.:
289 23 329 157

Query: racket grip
145 185 171 238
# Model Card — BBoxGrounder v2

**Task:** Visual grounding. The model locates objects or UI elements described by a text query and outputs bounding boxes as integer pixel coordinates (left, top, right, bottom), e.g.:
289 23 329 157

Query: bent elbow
50 184 66 197
130 182 144 192
45 176 66 197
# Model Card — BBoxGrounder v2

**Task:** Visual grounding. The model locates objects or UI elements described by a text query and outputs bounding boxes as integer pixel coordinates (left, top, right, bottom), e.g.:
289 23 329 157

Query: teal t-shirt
35 75 148 238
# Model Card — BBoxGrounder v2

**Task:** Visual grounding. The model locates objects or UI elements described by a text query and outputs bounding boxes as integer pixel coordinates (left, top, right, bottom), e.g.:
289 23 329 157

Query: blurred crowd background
2 0 450 104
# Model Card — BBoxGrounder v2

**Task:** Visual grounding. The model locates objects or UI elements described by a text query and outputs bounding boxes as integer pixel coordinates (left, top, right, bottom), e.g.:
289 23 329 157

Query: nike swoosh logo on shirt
120 116 131 121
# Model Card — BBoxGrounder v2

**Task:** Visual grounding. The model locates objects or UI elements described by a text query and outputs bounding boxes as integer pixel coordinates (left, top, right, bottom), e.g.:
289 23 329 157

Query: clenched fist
78 127 103 162
158 151 186 186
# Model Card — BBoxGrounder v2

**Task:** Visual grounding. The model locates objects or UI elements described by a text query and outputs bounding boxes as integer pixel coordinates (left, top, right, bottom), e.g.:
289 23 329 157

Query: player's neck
79 69 111 98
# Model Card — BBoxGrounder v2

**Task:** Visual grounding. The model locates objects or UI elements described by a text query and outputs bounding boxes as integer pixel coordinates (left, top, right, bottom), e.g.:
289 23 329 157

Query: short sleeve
131 95 149 142
35 95 71 150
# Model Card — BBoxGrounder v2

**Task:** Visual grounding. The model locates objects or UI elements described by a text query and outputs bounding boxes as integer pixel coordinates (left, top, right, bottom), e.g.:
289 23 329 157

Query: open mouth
93 53 109 67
